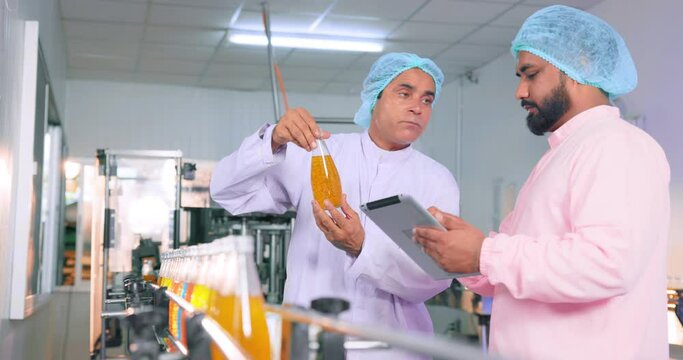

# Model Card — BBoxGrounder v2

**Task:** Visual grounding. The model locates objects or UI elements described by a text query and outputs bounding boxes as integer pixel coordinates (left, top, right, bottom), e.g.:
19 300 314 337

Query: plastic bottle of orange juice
178 246 197 347
157 252 168 287
208 236 271 360
311 139 342 208
168 249 183 340
190 243 214 313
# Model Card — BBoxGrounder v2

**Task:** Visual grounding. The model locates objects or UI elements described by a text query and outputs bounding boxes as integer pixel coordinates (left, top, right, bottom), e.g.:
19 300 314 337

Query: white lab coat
210 123 460 359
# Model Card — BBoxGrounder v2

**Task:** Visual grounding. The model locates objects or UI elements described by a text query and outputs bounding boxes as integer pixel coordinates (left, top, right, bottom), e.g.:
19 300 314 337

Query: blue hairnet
353 52 444 128
511 5 637 99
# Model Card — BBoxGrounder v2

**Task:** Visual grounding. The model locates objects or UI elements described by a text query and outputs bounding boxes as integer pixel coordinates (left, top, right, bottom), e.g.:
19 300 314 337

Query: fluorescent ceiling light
229 33 383 53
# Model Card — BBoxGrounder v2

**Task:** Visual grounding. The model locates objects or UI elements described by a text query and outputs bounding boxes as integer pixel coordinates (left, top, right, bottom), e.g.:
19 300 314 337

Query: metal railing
264 304 488 360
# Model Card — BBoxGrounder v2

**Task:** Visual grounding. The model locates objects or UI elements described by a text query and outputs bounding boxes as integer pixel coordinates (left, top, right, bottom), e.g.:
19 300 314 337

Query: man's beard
522 78 571 136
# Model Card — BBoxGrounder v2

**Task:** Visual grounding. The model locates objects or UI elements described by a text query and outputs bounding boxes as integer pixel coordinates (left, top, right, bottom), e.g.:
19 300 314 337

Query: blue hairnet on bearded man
511 5 637 99
353 52 444 128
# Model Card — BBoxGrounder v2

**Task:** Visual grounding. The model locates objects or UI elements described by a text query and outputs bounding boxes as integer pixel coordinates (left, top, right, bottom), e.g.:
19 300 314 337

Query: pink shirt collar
548 105 621 148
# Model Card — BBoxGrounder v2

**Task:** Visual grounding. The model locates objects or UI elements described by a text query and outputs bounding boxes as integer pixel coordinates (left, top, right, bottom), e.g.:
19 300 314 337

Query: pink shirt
460 106 671 359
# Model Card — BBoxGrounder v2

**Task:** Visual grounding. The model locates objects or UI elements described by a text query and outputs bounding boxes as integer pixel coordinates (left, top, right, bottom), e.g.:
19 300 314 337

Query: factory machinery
94 261 489 360
88 148 489 359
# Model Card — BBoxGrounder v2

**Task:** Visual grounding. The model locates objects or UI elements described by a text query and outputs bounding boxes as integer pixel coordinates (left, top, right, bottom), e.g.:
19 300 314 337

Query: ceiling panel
214 45 290 64
389 21 475 42
382 41 451 58
330 0 427 20
60 0 594 92
144 26 226 46
282 50 361 68
69 69 138 82
241 0 335 14
63 20 144 42
314 16 400 39
460 25 518 46
412 0 511 25
139 56 206 75
523 0 604 9
491 5 545 27
278 65 338 82
140 43 216 62
205 63 270 78
151 0 242 9
232 10 318 33
68 39 139 58
69 53 138 72
148 4 235 28
61 0 148 23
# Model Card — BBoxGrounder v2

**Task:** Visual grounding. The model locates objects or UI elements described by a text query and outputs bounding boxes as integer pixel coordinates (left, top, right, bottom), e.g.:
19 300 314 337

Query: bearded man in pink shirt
414 5 670 359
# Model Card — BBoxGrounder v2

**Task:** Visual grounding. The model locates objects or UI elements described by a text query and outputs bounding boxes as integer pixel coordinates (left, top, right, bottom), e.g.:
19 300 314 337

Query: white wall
0 1 30 322
456 55 547 231
0 0 69 353
19 0 68 117
589 0 683 287
65 80 361 160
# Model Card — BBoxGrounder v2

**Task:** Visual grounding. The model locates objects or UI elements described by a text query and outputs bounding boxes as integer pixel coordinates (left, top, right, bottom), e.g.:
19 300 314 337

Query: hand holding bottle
271 107 330 152
311 194 364 257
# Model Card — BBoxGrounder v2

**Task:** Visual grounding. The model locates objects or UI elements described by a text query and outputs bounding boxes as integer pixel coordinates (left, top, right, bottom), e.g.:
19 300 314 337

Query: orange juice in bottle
311 139 342 207
190 244 214 312
168 250 182 339
209 236 271 360
157 252 168 286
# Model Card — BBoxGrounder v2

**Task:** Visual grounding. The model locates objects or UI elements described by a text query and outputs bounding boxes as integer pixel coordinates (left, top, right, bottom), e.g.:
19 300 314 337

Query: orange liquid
190 284 212 312
209 295 271 360
179 283 194 346
311 155 342 207
143 274 156 283
169 281 181 338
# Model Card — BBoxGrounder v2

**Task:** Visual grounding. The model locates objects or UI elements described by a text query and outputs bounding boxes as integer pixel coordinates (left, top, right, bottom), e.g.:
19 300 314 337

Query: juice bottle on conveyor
177 247 195 346
190 243 215 313
311 139 342 208
208 236 271 360
157 252 168 287
168 249 184 340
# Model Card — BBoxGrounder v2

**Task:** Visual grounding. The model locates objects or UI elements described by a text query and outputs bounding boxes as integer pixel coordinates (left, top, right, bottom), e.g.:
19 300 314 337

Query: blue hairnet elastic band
368 61 440 114
512 45 603 91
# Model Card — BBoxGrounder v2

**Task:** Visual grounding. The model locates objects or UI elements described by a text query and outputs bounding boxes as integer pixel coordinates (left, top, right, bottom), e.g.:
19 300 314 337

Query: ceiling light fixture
228 32 383 53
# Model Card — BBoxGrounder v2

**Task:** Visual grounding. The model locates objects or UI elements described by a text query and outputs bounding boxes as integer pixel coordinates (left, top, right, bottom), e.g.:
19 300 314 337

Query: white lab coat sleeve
345 166 459 303
209 123 296 215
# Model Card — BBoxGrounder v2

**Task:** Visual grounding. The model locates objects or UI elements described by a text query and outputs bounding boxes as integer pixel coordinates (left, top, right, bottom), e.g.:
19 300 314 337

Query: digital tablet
360 194 479 280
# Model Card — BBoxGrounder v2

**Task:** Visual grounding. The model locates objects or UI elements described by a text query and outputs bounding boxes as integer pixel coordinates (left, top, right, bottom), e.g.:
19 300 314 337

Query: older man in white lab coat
210 52 459 359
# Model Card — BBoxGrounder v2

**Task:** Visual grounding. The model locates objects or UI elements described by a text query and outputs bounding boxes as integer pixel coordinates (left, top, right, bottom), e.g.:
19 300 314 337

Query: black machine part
132 239 161 276
311 297 350 360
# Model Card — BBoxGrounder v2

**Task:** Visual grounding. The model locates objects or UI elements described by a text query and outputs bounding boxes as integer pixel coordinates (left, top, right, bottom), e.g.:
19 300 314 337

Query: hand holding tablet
361 194 480 279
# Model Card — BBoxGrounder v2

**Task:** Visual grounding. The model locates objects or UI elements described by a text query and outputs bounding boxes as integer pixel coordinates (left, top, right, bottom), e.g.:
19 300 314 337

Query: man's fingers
428 207 464 230
413 227 444 245
314 201 343 236
340 194 356 220
295 108 322 140
311 201 333 232
324 200 347 227
287 121 315 151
